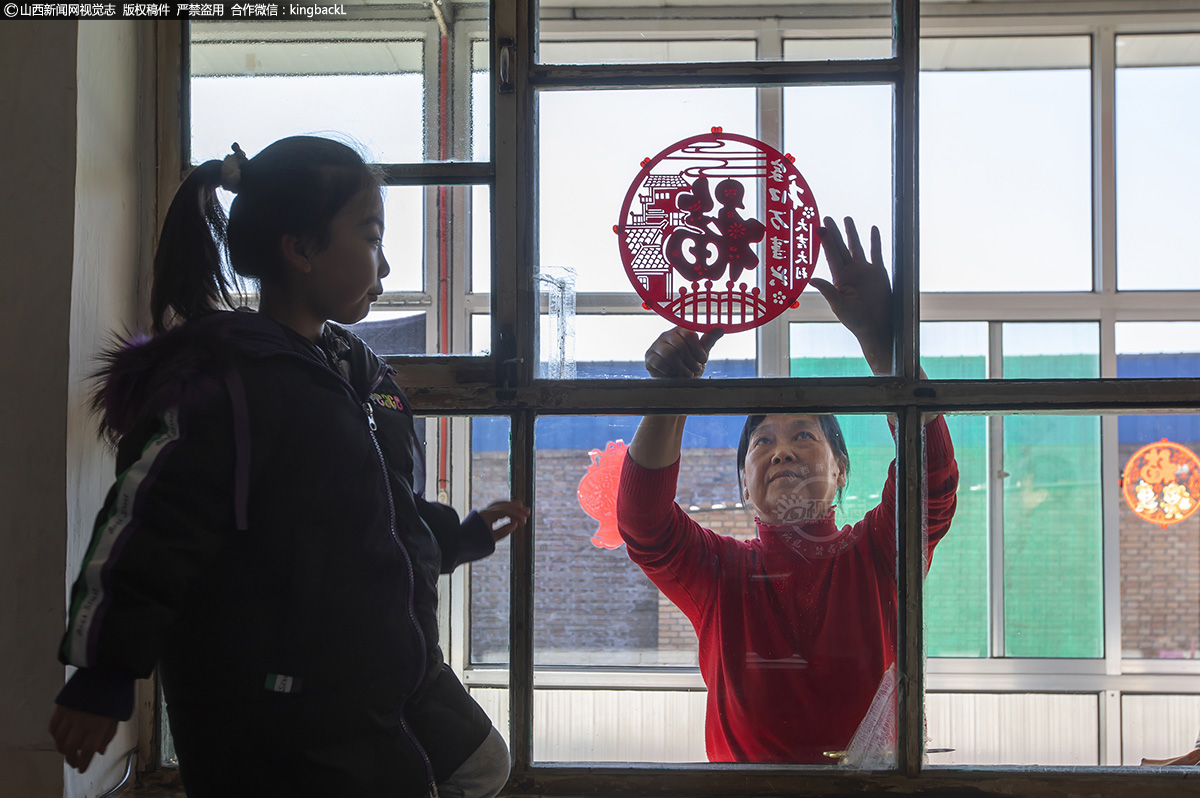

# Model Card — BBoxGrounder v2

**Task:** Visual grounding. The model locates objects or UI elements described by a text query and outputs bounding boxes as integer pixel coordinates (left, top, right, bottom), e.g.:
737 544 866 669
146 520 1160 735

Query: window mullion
1093 25 1118 297
494 0 537 775
756 27 786 377
895 0 924 779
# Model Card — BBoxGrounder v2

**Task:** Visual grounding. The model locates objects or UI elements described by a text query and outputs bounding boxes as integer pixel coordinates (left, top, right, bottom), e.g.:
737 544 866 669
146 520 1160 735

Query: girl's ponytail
149 156 238 334
150 137 378 334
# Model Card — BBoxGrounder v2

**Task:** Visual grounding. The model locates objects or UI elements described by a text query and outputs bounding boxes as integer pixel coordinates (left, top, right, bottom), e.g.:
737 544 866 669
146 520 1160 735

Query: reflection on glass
1117 35 1200 290
919 37 1092 292
539 89 757 294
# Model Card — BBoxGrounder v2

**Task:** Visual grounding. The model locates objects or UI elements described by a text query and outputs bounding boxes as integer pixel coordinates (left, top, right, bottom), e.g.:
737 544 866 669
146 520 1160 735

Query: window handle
498 38 514 94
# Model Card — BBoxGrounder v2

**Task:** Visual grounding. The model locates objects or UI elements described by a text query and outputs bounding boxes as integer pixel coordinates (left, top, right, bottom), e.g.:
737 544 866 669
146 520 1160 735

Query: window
173 1 1200 791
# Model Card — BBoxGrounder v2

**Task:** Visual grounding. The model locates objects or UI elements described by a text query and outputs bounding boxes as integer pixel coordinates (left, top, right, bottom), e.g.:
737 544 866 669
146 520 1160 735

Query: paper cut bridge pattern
1121 438 1200 529
616 129 820 333
578 440 628 549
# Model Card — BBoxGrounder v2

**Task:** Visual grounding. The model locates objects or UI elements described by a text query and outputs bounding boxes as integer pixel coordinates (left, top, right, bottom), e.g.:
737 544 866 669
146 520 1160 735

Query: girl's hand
810 216 893 375
644 327 724 379
479 500 530 543
48 705 119 773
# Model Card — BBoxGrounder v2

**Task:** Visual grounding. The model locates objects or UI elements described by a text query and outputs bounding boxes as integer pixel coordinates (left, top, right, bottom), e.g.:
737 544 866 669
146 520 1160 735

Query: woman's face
741 414 846 524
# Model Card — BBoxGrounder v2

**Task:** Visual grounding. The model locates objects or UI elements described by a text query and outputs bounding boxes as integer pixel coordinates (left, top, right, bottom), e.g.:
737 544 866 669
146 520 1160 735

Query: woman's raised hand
810 216 893 375
645 327 724 379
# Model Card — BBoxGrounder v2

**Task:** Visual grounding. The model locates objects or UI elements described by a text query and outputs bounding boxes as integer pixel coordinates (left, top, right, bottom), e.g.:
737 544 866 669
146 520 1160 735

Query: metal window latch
498 37 514 94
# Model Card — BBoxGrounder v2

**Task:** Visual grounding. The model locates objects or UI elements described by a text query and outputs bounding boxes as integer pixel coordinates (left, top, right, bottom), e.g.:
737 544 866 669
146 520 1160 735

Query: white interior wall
0 20 151 798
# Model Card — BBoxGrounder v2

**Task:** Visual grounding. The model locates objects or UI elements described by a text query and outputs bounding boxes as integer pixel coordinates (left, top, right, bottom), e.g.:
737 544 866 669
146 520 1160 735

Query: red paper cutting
1121 438 1200 529
616 130 820 333
578 440 628 549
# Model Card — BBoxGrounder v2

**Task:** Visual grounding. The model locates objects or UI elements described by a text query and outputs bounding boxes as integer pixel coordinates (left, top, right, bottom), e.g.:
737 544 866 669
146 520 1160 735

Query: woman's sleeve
56 388 245 719
862 415 959 570
616 453 722 619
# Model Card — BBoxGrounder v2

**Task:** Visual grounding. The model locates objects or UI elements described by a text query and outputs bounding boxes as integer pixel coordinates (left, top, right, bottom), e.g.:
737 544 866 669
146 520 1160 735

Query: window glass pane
469 417 513 667
789 323 873 378
350 310 427 355
473 38 490 162
783 85 894 294
540 40 756 65
190 16 486 163
532 413 898 766
539 87 757 295
1122 696 1200 764
190 32 425 163
1117 323 1200 378
327 184 483 354
1118 413 1200 660
539 6 892 65
925 412 989 658
925 693 1099 765
1002 323 1099 379
471 185 492 294
540 315 755 380
919 37 1092 292
1117 34 1200 290
1003 414 1103 658
921 322 988 379
380 187 425 293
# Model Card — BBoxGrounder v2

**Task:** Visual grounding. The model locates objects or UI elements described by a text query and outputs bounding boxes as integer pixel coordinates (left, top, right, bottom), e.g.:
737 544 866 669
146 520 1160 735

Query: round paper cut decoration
1121 438 1200 529
616 129 820 333
578 440 628 549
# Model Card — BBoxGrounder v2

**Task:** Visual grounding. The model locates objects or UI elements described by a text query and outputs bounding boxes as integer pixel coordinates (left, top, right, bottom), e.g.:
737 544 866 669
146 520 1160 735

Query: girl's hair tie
219 142 248 193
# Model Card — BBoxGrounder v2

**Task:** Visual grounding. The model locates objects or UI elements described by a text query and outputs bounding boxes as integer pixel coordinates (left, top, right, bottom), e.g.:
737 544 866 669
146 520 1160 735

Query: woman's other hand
48 705 119 773
811 216 893 375
644 326 724 379
479 500 530 543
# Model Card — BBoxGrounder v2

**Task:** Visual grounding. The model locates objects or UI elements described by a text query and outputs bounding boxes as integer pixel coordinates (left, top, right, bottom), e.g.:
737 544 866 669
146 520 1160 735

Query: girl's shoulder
95 312 285 440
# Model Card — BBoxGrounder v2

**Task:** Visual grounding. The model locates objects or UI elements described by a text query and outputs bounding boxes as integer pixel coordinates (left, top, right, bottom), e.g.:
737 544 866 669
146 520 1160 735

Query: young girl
48 136 527 797
617 218 958 764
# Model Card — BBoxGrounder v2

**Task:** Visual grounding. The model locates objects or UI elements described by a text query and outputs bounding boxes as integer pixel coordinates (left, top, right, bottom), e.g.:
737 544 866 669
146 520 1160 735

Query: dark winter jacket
56 310 495 796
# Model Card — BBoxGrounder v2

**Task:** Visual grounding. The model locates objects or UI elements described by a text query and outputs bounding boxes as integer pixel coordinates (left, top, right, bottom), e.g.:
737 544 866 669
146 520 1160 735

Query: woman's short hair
735 414 850 509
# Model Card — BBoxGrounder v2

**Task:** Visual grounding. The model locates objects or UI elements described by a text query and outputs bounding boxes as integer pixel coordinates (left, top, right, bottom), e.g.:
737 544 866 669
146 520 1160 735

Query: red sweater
616 417 958 763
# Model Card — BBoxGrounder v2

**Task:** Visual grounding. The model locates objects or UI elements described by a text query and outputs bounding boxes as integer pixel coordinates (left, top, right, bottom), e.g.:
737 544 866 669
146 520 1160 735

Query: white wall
0 20 151 798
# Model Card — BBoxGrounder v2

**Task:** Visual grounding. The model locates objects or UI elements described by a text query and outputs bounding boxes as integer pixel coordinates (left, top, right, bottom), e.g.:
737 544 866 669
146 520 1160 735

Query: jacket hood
92 311 382 442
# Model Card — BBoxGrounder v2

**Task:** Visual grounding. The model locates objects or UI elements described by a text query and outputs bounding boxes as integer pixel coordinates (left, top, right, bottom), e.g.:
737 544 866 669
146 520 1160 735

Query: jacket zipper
276 348 437 794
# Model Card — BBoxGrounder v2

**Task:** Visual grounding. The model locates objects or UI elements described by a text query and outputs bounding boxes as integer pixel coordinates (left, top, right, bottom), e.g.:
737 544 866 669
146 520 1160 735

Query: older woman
616 217 959 764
